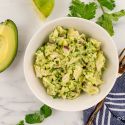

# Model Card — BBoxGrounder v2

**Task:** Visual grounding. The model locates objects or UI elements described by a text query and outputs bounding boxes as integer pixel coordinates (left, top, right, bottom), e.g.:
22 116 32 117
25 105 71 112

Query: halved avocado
0 19 18 72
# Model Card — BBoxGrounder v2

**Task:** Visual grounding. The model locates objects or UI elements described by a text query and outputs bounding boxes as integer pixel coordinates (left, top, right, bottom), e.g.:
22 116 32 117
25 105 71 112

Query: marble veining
0 0 125 125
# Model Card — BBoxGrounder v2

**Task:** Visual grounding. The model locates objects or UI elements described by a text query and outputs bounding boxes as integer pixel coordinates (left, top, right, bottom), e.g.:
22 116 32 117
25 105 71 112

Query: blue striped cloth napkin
83 73 125 125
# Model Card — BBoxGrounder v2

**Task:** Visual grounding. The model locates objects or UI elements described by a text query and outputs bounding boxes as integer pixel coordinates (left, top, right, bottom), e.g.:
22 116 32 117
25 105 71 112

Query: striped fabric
84 73 125 125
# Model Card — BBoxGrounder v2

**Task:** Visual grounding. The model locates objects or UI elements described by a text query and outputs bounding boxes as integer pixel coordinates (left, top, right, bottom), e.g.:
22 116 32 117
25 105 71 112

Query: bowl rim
24 17 119 111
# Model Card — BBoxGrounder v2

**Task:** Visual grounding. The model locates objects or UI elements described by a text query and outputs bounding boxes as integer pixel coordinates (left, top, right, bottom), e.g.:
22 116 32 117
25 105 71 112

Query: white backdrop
0 0 125 124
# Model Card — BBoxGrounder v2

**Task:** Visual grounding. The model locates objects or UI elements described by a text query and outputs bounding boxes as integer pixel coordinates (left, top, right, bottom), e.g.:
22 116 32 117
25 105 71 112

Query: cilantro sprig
68 0 125 36
25 112 44 124
97 0 125 35
98 0 115 10
40 104 52 118
16 105 52 125
16 120 24 125
97 10 125 35
96 13 114 35
68 0 97 19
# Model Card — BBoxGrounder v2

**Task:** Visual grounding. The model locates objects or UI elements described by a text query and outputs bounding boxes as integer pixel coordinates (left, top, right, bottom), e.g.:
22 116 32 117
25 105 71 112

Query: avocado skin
0 19 18 72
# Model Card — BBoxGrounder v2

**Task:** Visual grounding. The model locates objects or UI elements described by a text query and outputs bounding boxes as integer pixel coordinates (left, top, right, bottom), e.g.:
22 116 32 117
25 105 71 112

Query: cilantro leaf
97 9 125 36
40 104 52 118
16 105 52 124
98 0 115 10
110 9 125 21
25 112 44 124
68 0 97 19
16 120 24 125
96 13 114 36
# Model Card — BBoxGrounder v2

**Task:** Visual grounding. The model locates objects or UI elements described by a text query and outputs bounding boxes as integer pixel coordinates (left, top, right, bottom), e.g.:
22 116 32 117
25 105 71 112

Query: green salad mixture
34 26 106 99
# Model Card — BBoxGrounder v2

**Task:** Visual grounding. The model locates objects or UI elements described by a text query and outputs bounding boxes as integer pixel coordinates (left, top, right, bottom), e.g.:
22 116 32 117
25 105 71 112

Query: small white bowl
24 17 118 111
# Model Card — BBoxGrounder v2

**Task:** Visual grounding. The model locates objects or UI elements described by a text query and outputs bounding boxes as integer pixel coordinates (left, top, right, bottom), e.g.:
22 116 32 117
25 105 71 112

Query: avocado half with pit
0 19 18 72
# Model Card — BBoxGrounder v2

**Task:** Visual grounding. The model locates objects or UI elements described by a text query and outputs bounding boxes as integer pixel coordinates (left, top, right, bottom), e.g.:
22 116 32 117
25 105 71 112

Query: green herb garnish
40 105 52 118
96 10 125 36
68 0 97 19
97 0 115 10
25 112 44 124
96 13 114 36
17 104 52 125
16 120 24 125
68 0 125 36
110 10 125 21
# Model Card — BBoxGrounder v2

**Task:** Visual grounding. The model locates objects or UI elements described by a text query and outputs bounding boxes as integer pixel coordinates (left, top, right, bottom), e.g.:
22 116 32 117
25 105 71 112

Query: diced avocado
96 52 105 71
33 0 54 19
0 19 18 72
73 65 82 80
34 26 106 99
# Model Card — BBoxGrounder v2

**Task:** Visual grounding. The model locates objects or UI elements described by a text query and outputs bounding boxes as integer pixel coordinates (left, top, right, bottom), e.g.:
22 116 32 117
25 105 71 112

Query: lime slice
33 0 55 19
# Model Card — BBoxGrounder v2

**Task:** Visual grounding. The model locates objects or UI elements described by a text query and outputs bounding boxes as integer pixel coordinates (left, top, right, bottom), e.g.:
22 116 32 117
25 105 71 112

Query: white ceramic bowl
24 17 119 111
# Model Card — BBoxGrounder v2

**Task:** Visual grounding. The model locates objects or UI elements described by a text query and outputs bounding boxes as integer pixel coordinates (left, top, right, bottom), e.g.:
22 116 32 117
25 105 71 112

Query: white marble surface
0 0 125 125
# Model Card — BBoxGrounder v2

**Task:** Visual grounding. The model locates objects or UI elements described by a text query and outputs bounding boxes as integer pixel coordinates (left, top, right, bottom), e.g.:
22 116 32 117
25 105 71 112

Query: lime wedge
33 0 55 19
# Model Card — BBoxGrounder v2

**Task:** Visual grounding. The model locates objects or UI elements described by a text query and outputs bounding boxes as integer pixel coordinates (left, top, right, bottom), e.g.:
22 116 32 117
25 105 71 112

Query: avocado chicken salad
34 26 106 99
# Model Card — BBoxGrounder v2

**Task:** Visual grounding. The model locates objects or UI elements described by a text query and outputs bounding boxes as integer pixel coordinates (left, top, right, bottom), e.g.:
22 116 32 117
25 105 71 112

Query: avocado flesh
0 20 18 72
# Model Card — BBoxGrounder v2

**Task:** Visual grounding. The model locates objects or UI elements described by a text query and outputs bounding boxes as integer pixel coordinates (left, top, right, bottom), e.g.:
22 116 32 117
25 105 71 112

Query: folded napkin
83 73 125 125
